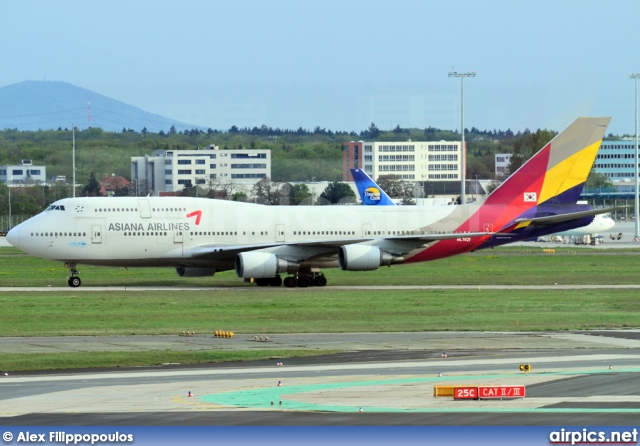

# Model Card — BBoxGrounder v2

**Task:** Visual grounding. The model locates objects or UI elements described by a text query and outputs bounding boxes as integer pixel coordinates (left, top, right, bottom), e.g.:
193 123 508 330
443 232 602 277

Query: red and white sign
478 385 525 399
454 387 478 400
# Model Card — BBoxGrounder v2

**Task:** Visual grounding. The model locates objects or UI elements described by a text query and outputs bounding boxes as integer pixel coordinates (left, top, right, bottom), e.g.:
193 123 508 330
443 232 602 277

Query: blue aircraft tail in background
350 168 396 206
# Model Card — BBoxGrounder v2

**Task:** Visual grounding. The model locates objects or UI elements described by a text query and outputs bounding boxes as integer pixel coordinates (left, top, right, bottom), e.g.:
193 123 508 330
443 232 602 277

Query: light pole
72 124 76 198
7 168 11 229
631 73 640 240
449 70 476 205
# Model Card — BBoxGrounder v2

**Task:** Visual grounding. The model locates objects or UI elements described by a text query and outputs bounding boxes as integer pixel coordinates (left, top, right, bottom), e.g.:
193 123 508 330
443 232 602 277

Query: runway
1 331 640 425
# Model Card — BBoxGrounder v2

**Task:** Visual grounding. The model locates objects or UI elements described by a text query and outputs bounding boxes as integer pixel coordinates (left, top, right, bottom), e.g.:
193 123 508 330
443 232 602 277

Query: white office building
593 140 639 181
131 145 271 195
359 141 462 181
0 160 47 185
494 153 512 179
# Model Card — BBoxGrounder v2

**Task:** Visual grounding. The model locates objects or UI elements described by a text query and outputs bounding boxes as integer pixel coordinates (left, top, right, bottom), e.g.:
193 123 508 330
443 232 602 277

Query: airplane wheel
269 276 282 287
255 278 270 287
68 277 81 288
297 276 310 288
314 275 327 287
283 277 297 288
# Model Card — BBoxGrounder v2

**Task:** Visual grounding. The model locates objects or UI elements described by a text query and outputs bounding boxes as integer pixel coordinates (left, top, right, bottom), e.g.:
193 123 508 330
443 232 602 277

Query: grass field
1 245 639 371
0 350 327 372
2 245 640 287
1 288 638 336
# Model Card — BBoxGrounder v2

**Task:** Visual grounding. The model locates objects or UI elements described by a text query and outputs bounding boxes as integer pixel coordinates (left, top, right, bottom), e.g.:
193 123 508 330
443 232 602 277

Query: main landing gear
284 271 327 288
253 271 327 288
65 263 81 288
283 271 327 288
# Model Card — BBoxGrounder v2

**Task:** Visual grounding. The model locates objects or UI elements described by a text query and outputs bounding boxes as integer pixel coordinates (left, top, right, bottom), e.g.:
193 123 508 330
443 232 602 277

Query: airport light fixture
631 73 640 241
449 71 476 205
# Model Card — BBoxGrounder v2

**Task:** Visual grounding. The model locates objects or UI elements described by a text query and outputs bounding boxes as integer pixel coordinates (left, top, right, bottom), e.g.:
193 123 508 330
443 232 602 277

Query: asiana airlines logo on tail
363 187 382 205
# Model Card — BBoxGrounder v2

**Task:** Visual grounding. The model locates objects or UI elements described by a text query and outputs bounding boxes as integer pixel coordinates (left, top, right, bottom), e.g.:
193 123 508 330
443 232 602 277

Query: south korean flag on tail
524 192 537 202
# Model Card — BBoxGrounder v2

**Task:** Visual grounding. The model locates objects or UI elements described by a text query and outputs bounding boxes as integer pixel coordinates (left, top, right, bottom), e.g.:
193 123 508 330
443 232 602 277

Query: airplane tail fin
485 117 610 207
350 169 397 206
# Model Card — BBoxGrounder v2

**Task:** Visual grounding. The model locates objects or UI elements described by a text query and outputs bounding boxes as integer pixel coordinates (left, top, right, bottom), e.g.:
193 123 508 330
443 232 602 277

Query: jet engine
338 245 397 271
175 267 216 277
235 252 300 279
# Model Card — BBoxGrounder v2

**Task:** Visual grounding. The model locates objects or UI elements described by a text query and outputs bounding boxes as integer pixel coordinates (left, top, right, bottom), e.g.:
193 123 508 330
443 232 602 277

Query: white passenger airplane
351 169 616 237
552 210 615 238
7 117 620 288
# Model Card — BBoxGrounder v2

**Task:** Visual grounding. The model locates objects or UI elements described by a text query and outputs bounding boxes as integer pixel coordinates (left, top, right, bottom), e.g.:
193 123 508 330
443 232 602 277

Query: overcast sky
2 0 640 135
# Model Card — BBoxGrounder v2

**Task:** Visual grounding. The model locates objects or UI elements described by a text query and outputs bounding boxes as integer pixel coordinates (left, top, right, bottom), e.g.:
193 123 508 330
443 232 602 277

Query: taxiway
1 331 639 425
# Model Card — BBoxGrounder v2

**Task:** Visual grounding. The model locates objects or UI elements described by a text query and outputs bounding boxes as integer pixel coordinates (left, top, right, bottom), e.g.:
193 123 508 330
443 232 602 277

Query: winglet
350 169 397 206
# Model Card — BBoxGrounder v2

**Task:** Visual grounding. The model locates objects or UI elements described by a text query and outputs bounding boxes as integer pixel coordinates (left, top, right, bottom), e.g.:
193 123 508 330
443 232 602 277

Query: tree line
0 123 614 217
0 122 562 185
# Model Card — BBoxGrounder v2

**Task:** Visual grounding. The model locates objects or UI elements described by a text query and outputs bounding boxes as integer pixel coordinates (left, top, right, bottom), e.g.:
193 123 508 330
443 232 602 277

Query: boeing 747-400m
7 117 618 288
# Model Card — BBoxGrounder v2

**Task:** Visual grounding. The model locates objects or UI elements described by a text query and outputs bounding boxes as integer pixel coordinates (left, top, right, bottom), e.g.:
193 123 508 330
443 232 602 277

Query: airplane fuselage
9 196 593 271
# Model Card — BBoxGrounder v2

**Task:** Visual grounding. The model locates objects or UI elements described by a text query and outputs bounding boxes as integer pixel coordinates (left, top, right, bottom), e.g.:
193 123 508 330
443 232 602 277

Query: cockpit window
46 205 66 211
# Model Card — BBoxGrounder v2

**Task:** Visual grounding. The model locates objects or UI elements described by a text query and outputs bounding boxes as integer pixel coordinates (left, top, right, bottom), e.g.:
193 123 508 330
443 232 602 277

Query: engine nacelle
338 245 396 271
176 267 216 277
235 252 300 279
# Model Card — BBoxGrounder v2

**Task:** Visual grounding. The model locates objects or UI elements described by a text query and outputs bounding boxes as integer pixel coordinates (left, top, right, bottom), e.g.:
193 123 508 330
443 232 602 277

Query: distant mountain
0 80 193 133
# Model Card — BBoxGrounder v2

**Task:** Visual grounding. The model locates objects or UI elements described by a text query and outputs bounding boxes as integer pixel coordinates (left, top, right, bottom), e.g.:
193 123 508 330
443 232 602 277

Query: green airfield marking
199 368 640 413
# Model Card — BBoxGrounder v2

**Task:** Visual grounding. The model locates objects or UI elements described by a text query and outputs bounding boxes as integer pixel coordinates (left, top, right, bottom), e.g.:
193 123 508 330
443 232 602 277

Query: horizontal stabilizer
513 206 627 226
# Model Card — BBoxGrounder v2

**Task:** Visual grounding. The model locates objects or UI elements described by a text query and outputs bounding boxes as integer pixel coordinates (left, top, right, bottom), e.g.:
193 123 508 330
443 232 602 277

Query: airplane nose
6 226 19 248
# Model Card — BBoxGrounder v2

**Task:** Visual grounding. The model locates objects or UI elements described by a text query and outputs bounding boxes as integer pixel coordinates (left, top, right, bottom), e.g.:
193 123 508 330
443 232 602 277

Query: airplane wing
512 206 628 226
189 231 496 262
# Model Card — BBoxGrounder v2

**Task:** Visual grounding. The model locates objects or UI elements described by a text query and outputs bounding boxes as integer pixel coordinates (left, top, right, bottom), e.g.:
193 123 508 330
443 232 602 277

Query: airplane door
362 223 372 237
173 230 183 244
138 199 151 218
91 225 102 244
276 224 285 242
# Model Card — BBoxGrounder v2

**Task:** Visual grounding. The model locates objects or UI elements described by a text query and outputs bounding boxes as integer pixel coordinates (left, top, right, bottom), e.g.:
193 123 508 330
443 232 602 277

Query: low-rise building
342 140 462 182
494 153 512 179
131 145 271 196
0 160 47 185
593 140 639 181
99 174 131 196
